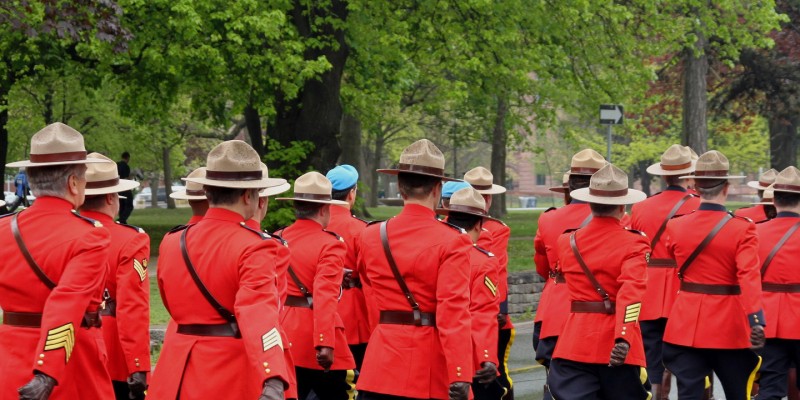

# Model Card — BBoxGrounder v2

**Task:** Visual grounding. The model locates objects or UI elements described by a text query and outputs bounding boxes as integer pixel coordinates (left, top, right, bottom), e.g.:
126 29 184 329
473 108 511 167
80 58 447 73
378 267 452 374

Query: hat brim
275 197 349 206
169 190 207 200
473 184 507 195
84 179 140 196
645 161 696 176
377 168 462 182
435 208 501 222
260 182 291 197
772 187 800 195
680 175 746 180
549 186 568 193
7 156 113 168
746 181 771 190
752 201 774 206
183 176 287 189
570 188 647 205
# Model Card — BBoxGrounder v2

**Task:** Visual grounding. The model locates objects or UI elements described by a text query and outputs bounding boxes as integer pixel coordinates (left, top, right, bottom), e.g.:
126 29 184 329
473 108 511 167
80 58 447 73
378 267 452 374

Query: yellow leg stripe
503 328 516 388
345 369 357 400
704 375 711 389
746 355 763 400
640 367 652 400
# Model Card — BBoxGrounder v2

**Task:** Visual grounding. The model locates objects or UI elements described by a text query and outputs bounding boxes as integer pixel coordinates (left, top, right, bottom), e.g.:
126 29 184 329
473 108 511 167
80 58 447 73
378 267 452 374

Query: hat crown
184 167 207 192
30 123 87 156
763 185 775 200
759 168 778 185
775 166 800 188
570 149 606 173
661 144 693 166
464 166 494 187
206 140 262 175
399 139 446 170
695 151 730 174
686 146 700 161
562 172 570 185
590 164 629 193
449 187 487 213
293 171 334 196
85 153 119 182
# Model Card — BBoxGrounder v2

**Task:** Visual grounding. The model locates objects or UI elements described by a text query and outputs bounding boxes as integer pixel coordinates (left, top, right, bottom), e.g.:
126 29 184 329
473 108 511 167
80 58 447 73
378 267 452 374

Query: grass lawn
149 277 170 326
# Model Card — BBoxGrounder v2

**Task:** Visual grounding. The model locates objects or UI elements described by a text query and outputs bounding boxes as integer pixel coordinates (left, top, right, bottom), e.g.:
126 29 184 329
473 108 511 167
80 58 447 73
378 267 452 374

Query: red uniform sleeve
356 235 379 332
235 240 290 387
534 215 550 279
470 256 500 368
492 224 511 302
736 222 765 326
614 234 649 342
34 227 110 383
436 233 474 384
115 232 151 374
313 238 346 349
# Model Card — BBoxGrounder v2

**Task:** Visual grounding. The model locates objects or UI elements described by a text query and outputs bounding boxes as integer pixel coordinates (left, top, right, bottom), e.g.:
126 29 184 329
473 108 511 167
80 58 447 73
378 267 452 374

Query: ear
106 193 116 205
258 196 267 209
68 174 81 196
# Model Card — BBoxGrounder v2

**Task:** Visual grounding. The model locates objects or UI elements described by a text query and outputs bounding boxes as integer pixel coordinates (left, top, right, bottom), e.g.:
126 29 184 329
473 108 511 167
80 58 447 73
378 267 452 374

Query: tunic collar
698 203 727 212
776 211 800 219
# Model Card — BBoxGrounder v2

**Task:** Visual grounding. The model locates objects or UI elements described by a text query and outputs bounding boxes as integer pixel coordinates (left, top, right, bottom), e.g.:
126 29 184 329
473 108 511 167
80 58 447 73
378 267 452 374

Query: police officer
548 172 571 205
547 164 651 399
275 171 357 400
0 123 115 399
78 152 150 400
662 150 765 399
736 168 779 222
169 167 209 225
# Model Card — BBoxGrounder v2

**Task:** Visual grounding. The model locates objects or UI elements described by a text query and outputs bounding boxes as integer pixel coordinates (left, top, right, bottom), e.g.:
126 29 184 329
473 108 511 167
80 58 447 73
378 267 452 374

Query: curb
509 364 543 374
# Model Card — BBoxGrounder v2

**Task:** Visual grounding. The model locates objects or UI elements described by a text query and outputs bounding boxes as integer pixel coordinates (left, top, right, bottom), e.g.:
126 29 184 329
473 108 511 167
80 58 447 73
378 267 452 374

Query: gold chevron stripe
44 323 75 362
133 259 147 282
624 303 642 323
484 276 498 297
261 328 283 351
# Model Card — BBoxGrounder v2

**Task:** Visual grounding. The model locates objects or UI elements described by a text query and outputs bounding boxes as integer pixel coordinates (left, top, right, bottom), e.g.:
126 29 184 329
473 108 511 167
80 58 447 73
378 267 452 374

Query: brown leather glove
448 382 470 400
316 346 334 371
750 325 766 349
497 313 508 329
609 341 630 367
18 373 56 400
258 378 284 400
474 361 498 384
127 372 147 399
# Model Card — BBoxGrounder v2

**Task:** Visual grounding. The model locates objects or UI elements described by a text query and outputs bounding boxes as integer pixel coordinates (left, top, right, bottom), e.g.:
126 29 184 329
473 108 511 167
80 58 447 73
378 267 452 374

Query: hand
258 378 284 400
497 313 508 329
127 372 147 399
18 373 56 400
750 325 766 349
448 382 470 400
316 346 334 371
609 341 630 367
474 361 498 384
342 269 355 288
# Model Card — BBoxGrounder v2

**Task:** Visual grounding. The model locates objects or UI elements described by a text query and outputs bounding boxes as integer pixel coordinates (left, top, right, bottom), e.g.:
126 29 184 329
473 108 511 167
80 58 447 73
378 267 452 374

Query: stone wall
507 270 544 320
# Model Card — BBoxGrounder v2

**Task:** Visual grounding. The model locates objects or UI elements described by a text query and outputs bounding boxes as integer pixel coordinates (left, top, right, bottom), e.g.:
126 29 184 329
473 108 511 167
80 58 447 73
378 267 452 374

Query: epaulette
473 244 495 257
323 229 345 243
0 211 16 220
272 226 287 236
239 222 270 239
167 224 188 234
440 219 467 234
115 221 145 234
562 228 579 234
366 220 384 227
268 233 289 246
730 213 753 223
490 217 507 226
626 228 647 237
543 207 557 213
755 218 772 224
689 193 700 198
71 210 103 227
671 211 695 219
351 214 370 225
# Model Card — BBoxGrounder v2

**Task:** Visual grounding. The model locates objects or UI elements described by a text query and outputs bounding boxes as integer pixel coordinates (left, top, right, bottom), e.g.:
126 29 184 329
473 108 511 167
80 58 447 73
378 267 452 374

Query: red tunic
357 204 473 399
533 202 592 338
663 203 765 349
735 204 769 223
278 219 355 370
81 211 151 382
552 217 648 367
326 205 371 345
483 219 513 330
630 188 701 320
149 208 289 399
756 212 800 339
0 197 113 400
470 245 501 370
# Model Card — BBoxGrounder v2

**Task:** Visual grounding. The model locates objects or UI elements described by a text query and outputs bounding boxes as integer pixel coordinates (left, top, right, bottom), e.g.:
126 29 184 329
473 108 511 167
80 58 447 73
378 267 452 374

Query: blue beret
326 164 359 191
442 181 470 199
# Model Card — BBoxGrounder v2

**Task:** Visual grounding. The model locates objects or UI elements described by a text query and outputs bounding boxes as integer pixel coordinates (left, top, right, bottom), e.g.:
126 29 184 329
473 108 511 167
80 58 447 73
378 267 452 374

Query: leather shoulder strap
678 214 732 279
569 232 613 313
180 227 236 323
651 194 693 249
579 213 593 229
287 265 313 307
380 220 423 325
11 213 56 289
761 220 800 276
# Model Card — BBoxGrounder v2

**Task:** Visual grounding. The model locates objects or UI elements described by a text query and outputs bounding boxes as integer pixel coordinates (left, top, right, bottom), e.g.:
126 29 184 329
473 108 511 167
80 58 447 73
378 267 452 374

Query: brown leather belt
680 281 741 295
379 310 436 327
762 282 800 293
285 295 312 308
176 322 241 338
3 311 102 328
549 271 566 284
99 299 117 317
648 258 678 268
570 301 616 314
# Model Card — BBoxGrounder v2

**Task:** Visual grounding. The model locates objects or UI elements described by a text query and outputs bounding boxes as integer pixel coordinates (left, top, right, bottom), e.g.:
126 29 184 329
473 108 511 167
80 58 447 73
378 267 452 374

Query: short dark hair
295 201 326 219
665 175 684 186
774 191 800 208
121 152 130 159
80 194 108 211
398 173 440 199
568 175 591 192
695 180 728 199
331 186 355 201
447 212 482 232
589 203 620 217
205 186 247 206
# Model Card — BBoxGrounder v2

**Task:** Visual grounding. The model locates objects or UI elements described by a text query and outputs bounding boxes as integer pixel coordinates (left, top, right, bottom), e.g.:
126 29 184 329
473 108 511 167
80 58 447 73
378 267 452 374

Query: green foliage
262 138 315 231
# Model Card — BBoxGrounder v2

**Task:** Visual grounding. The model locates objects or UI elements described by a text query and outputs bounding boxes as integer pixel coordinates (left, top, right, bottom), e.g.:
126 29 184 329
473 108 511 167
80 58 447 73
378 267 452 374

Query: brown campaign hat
549 171 570 193
568 149 607 176
746 168 778 190
570 164 646 205
646 144 696 176
464 166 506 195
7 123 110 168
377 139 460 181
184 140 287 189
258 163 290 197
435 187 499 221
84 152 140 196
171 168 208 200
277 171 348 205
771 166 800 194
752 184 775 205
682 150 745 181
686 146 700 161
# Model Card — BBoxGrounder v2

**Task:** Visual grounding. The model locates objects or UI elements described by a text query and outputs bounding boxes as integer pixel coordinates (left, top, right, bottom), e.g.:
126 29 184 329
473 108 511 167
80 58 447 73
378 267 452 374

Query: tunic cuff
748 310 766 327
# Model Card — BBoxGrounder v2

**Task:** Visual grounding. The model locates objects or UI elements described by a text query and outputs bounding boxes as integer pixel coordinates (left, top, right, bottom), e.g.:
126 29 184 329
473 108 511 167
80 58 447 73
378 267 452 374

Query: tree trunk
42 87 54 124
339 113 361 168
638 160 651 196
490 97 508 217
769 116 799 170
162 147 175 209
149 175 158 209
244 102 265 158
681 31 709 153
368 134 385 208
0 95 8 198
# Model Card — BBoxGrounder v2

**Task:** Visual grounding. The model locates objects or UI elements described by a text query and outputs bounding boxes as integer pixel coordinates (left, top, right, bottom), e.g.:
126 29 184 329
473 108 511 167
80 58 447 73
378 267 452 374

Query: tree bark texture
681 32 709 154
0 96 8 197
769 116 799 170
638 160 651 197
490 97 508 217
339 113 362 169
244 103 265 158
367 133 385 208
162 146 175 209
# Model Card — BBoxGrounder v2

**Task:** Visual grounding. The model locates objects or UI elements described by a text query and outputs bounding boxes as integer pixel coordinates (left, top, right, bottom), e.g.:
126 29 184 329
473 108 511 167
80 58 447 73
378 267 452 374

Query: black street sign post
600 104 624 161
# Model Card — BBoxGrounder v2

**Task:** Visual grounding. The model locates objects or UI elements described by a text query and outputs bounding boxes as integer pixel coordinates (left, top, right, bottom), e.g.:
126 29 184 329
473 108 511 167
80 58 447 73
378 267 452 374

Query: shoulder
625 228 647 237
71 210 104 228
543 206 557 213
238 221 272 240
439 219 467 235
473 244 495 258
323 229 346 244
114 221 146 234
352 214 370 225
167 224 189 235
729 212 755 225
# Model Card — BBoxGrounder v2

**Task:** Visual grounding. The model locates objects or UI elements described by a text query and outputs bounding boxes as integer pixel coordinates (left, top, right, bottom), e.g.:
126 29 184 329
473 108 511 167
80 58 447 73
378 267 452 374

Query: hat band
773 183 800 192
661 161 692 171
186 189 206 196
397 163 445 176
29 151 87 163
449 204 488 215
571 167 600 174
694 169 729 177
470 183 494 190
86 177 120 189
589 188 629 197
295 193 333 201
205 170 262 181
759 180 771 188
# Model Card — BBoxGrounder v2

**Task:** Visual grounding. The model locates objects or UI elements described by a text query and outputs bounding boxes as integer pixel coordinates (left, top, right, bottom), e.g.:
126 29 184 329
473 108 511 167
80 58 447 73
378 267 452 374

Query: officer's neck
210 202 254 220
403 195 438 210
777 205 800 215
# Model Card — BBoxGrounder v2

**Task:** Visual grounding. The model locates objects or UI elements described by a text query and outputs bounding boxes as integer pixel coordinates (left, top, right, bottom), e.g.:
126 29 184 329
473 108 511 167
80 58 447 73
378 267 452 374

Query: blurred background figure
117 151 135 223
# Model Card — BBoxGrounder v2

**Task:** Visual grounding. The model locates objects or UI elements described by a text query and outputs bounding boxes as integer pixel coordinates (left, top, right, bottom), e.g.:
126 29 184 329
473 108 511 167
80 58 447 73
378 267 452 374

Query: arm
614 236 649 346
470 257 501 368
115 233 152 376
737 223 765 327
313 239 347 351
534 215 550 279
437 234 474 384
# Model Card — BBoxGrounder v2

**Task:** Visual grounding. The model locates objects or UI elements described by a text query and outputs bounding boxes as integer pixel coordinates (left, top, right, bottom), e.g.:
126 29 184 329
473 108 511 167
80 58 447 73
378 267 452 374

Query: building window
536 174 546 186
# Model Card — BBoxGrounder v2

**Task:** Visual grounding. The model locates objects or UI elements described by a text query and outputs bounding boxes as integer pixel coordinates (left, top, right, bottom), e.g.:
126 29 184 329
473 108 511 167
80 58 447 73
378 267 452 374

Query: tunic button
37 360 44 366
263 362 269 367
457 373 462 377
265 368 271 374
622 331 627 335
484 354 489 358
457 367 461 371
39 354 45 359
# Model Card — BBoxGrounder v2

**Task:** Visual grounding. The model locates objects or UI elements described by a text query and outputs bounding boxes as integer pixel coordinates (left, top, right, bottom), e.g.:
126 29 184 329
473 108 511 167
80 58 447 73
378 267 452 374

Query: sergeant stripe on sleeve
484 275 498 297
262 328 283 352
624 303 642 323
44 323 75 363
133 259 148 282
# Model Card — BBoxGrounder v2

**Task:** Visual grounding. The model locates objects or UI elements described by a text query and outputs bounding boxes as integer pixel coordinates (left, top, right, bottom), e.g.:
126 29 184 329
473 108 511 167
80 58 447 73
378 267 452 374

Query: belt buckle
412 308 422 326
